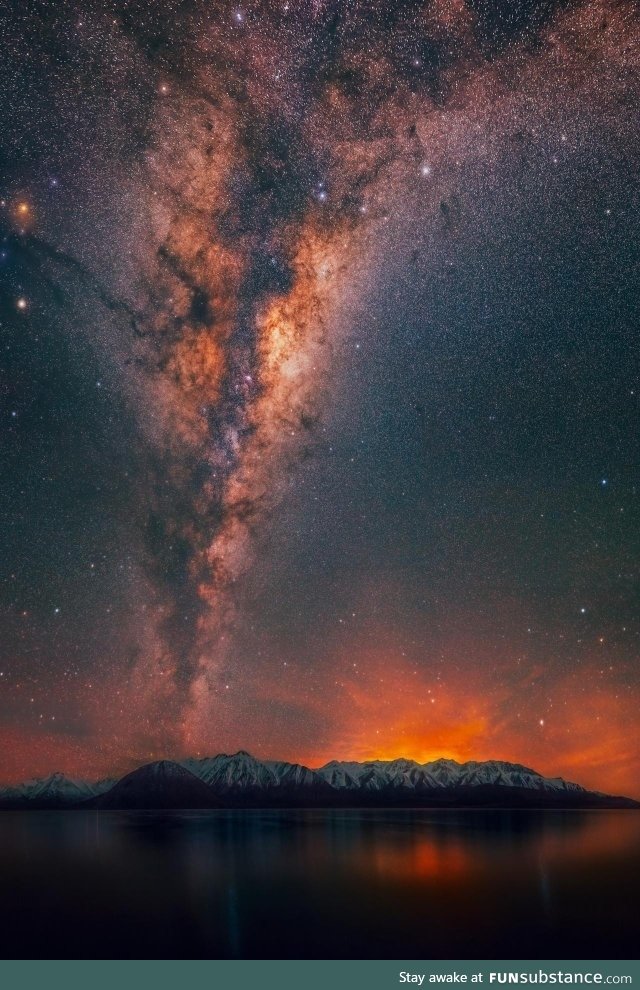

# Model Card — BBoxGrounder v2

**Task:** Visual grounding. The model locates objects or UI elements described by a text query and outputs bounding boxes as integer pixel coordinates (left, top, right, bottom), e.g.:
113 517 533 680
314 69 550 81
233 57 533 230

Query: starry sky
1 0 639 795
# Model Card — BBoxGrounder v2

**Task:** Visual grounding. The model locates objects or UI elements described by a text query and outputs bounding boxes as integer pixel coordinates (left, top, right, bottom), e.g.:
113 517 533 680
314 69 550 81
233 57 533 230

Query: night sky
1 0 639 795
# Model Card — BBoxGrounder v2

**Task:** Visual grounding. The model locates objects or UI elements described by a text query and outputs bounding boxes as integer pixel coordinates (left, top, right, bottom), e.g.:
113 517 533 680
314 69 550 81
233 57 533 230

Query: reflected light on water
0 809 637 958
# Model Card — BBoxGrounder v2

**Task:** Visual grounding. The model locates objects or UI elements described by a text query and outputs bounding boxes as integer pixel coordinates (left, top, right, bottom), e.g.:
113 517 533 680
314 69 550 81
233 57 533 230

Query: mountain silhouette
92 760 221 809
1 754 637 809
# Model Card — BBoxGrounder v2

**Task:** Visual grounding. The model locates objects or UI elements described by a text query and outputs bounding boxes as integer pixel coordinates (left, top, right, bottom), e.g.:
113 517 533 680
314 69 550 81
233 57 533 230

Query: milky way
1 0 639 793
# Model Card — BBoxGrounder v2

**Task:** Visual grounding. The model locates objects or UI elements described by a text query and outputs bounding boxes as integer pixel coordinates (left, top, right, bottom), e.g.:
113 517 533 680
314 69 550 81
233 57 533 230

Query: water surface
1 808 637 958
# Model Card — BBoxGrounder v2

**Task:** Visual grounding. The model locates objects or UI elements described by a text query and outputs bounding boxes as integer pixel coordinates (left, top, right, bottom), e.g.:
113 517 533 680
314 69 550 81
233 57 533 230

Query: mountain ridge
0 752 637 809
94 759 221 810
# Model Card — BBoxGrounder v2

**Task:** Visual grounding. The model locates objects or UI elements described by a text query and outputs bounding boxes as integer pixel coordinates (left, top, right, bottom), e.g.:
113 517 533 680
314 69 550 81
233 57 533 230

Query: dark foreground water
0 808 638 958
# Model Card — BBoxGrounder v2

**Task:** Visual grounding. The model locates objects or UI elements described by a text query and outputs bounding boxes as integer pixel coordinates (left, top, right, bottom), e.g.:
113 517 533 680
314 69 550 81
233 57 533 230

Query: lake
0 808 637 958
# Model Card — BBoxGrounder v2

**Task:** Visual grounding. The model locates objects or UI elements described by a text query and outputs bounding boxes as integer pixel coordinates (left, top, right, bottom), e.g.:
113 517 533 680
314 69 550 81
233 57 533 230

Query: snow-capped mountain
316 757 586 795
183 750 329 793
0 771 114 806
318 758 431 791
1 753 635 808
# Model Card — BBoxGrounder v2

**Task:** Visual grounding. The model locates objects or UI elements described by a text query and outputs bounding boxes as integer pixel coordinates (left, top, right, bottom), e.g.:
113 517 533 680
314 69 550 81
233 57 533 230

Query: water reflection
0 809 637 958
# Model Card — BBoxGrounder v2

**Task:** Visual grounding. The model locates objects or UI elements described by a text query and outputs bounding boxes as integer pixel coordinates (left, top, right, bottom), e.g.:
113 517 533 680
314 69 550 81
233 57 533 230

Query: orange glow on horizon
231 625 640 799
1 620 637 800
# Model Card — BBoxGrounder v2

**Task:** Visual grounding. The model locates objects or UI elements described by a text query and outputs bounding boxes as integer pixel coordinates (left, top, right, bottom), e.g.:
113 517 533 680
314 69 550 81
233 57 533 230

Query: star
0 0 639 813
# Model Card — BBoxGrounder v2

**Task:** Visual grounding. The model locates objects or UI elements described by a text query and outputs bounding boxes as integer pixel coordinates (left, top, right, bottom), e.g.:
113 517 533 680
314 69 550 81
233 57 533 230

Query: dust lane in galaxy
1 0 639 793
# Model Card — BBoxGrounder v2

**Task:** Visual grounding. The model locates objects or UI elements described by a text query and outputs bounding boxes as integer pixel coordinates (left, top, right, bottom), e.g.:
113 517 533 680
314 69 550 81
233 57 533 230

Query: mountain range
0 751 637 809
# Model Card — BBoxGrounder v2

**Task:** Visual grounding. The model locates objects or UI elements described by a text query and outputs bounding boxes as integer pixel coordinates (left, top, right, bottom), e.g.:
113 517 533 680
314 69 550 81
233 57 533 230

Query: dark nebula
0 0 638 794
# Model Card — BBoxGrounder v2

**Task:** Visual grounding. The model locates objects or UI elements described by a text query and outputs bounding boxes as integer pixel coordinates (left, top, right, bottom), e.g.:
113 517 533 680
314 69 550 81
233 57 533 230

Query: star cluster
0 0 639 793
